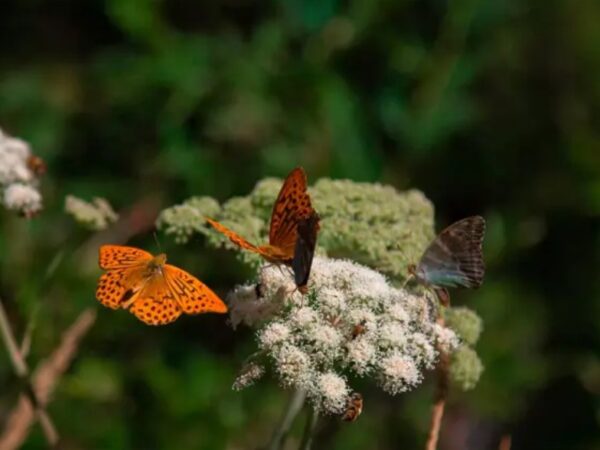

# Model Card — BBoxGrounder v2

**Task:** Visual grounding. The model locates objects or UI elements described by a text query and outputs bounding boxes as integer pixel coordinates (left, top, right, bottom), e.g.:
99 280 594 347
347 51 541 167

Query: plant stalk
0 298 59 447
299 406 319 450
268 389 307 450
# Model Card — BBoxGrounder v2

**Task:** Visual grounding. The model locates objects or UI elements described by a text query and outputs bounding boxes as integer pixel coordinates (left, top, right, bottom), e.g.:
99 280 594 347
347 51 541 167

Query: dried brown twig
0 308 96 450
425 314 450 450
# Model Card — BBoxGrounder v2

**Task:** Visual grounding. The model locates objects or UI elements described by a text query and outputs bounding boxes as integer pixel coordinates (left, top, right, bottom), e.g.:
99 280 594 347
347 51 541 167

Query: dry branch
0 308 96 450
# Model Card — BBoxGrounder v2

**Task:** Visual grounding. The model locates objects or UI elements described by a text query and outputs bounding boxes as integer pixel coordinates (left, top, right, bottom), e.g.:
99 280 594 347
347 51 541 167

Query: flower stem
425 315 449 450
268 389 307 450
298 407 319 450
0 297 59 447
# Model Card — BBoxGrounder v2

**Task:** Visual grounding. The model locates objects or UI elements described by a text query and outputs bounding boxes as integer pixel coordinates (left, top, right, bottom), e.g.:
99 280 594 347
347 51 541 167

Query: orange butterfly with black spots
96 245 227 325
206 167 317 265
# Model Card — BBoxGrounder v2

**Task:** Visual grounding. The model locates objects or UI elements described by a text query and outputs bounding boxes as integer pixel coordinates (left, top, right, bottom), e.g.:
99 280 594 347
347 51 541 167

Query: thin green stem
299 407 319 450
268 389 307 450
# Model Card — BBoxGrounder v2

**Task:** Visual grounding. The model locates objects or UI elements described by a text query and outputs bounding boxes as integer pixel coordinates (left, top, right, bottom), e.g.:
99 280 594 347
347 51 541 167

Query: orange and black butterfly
408 216 485 306
96 245 227 325
292 212 320 294
206 167 316 265
342 392 363 422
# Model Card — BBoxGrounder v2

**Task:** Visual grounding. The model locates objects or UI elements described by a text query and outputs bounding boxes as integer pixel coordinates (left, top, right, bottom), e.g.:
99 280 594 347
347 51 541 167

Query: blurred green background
0 0 599 449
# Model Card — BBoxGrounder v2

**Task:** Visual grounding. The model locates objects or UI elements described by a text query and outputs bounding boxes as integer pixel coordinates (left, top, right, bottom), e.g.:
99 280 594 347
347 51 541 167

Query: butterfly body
409 216 486 303
292 212 320 294
96 245 227 325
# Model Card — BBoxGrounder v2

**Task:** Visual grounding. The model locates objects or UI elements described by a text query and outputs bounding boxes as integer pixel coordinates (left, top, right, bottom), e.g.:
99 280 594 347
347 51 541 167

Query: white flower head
3 183 42 215
433 323 460 353
378 353 421 395
227 283 282 329
346 338 376 375
228 256 458 411
386 302 410 324
3 137 31 159
409 332 438 369
289 306 319 329
232 362 265 391
313 372 349 414
273 344 313 388
304 323 343 363
258 322 291 349
377 322 408 349
0 129 43 216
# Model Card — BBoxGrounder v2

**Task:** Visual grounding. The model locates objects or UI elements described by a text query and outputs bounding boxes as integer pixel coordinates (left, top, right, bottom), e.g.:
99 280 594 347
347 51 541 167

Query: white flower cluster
227 256 459 414
0 128 42 216
64 195 119 230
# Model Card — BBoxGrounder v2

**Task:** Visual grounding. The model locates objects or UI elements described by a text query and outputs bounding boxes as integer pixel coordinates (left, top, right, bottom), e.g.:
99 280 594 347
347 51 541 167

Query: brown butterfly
96 245 227 325
26 155 47 176
408 216 485 306
342 392 363 422
206 167 316 265
350 320 367 340
291 212 320 294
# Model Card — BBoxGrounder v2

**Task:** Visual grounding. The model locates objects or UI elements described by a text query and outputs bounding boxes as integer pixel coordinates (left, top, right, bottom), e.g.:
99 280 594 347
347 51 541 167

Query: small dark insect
408 216 486 306
26 155 47 176
255 282 263 298
351 320 367 339
342 392 363 422
292 212 320 294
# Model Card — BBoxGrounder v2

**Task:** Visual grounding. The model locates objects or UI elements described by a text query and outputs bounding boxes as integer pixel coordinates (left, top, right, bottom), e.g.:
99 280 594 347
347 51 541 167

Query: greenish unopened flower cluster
65 195 119 231
157 174 486 401
157 176 435 280
444 306 485 390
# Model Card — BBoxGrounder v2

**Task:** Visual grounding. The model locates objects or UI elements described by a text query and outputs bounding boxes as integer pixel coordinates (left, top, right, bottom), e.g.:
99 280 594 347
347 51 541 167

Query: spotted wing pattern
99 245 152 270
418 216 486 288
96 271 127 309
269 167 315 257
96 245 227 325
163 265 228 314
128 275 183 325
292 212 320 293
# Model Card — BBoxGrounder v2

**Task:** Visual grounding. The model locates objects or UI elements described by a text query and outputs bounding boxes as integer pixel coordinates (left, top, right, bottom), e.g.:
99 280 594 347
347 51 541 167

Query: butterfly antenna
153 231 163 253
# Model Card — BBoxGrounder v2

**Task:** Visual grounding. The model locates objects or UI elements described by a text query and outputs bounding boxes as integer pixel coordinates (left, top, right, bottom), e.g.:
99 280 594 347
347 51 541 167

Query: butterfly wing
99 245 153 270
128 273 183 326
292 212 320 293
268 167 314 258
417 216 485 288
163 264 228 315
206 218 272 256
96 245 153 309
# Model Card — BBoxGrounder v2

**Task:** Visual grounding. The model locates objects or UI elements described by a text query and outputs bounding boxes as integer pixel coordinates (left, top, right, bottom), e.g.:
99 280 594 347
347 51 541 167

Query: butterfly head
148 253 167 272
